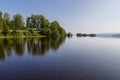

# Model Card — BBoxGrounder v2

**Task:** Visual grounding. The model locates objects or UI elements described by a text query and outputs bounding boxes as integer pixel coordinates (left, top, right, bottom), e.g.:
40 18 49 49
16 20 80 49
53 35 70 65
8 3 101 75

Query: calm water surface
0 36 120 80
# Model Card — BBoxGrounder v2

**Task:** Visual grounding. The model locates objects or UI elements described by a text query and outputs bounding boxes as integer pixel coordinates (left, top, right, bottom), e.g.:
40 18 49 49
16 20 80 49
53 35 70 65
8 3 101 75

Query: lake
0 36 120 80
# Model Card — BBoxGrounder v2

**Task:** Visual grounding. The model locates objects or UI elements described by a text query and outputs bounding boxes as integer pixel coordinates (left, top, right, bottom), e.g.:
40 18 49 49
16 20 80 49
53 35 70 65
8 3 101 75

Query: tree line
0 11 66 36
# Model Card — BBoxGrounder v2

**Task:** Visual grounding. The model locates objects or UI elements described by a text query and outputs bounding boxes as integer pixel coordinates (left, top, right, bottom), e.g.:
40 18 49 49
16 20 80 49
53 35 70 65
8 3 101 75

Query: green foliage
4 13 11 20
10 30 23 36
23 31 28 36
59 27 66 36
3 13 11 30
12 14 25 30
40 15 49 28
11 30 17 36
26 15 49 30
40 21 66 37
0 19 3 30
15 31 23 36
0 11 66 37
26 15 41 30
26 16 66 37
49 21 66 37
40 28 52 36
32 32 40 36
29 29 34 34
0 11 3 30
2 20 10 36
0 11 2 19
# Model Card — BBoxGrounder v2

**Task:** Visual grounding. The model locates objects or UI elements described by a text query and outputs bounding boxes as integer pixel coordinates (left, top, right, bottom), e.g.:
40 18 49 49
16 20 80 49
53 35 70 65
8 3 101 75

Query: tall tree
0 11 2 19
0 11 3 29
26 15 40 30
40 15 49 29
12 14 25 30
3 13 11 29
26 16 31 29
50 21 61 36
49 21 66 36
58 27 66 36
26 15 49 30
3 13 10 20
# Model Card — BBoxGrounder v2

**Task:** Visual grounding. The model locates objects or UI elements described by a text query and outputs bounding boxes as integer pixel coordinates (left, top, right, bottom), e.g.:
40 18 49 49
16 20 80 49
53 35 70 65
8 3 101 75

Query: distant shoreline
76 33 96 37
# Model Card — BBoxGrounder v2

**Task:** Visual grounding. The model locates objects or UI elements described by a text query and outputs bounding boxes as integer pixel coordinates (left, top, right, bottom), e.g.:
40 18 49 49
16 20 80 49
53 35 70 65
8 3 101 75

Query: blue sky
0 0 120 33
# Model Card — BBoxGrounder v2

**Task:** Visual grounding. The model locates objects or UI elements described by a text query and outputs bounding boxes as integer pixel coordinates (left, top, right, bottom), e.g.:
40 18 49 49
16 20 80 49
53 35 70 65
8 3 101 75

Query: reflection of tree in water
50 37 65 51
27 37 66 56
13 38 26 56
3 38 13 57
27 37 42 56
0 39 5 61
0 38 14 61
0 38 26 61
0 37 66 61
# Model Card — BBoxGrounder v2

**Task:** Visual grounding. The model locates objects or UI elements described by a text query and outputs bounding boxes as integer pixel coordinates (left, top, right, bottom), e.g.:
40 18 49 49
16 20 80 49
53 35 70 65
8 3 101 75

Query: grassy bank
0 30 45 38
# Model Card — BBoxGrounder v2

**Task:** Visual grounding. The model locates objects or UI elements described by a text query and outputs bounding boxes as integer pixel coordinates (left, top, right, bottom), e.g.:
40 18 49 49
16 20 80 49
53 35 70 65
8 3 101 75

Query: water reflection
0 37 66 61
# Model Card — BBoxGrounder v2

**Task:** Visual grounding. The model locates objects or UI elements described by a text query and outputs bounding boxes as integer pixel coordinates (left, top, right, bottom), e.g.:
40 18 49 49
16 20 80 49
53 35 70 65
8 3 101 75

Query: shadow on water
0 37 66 61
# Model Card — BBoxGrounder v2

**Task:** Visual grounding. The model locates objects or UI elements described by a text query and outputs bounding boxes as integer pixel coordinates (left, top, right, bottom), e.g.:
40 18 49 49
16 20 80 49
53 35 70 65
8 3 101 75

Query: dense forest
0 11 66 37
